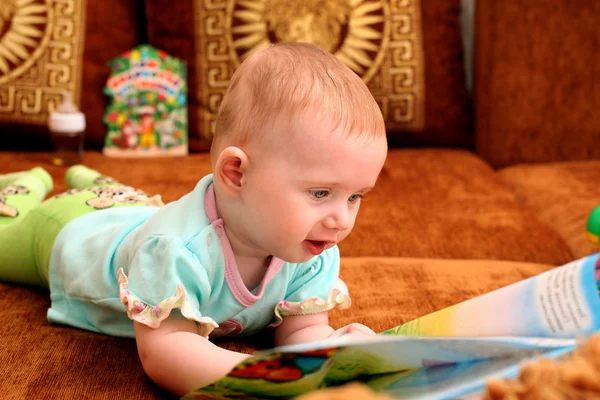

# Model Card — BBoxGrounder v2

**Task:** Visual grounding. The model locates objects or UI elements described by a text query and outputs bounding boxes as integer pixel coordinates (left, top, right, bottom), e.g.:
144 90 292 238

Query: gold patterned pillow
0 0 85 132
146 0 470 150
0 1 149 150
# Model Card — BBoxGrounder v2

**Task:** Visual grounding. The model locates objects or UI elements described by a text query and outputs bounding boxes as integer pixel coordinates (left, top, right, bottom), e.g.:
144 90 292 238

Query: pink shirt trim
204 184 284 307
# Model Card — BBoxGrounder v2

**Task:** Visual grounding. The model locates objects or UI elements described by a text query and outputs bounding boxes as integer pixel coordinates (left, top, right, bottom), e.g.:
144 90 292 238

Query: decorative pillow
0 0 143 150
0 0 86 149
146 0 470 151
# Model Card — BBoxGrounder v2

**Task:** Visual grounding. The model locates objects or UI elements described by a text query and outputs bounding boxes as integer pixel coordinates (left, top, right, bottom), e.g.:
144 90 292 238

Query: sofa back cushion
0 0 144 150
474 0 600 168
145 0 470 151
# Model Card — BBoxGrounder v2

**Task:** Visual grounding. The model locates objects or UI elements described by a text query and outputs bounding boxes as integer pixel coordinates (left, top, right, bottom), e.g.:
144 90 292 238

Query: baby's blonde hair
211 42 386 160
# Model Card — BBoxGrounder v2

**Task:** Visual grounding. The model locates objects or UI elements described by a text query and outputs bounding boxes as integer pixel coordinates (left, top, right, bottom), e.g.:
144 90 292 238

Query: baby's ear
214 146 248 196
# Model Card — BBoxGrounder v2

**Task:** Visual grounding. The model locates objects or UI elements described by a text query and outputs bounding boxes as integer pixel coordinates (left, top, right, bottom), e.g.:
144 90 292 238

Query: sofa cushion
0 1 144 151
0 149 574 265
474 0 600 168
341 149 573 265
498 160 600 259
145 0 470 150
0 257 553 399
332 257 554 333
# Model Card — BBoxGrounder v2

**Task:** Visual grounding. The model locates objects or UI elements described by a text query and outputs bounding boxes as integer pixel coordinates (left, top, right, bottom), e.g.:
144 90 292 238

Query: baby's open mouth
303 240 332 256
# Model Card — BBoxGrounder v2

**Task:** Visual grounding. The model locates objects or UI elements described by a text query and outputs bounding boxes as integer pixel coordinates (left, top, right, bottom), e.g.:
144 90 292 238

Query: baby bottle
48 91 86 167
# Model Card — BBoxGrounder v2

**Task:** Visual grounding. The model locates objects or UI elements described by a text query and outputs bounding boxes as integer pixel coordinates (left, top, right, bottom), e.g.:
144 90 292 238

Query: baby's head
211 42 387 263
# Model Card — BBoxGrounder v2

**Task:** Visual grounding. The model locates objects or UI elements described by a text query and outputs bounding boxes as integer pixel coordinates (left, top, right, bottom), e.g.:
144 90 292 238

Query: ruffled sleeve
271 246 351 326
117 234 219 337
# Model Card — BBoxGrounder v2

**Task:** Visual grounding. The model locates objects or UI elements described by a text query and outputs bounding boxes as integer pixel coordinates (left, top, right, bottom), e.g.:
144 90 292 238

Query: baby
0 42 388 396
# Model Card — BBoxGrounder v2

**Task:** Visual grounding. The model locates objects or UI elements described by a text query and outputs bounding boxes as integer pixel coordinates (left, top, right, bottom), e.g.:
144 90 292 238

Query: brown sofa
1 0 599 398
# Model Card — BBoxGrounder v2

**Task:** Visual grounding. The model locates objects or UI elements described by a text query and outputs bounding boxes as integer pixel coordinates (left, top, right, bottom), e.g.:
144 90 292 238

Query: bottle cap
48 91 86 135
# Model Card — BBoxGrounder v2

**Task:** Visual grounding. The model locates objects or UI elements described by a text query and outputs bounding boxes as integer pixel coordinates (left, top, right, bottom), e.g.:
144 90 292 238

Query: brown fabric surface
333 257 555 333
474 0 600 168
0 257 553 399
340 149 573 265
0 283 172 400
145 0 470 149
0 1 144 152
0 149 573 264
498 160 600 259
0 151 214 202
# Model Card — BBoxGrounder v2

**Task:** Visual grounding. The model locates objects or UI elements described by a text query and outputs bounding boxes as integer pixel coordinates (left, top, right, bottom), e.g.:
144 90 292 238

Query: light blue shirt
47 175 347 338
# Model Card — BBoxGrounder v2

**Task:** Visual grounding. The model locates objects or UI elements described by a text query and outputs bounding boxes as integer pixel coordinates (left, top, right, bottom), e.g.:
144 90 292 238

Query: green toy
587 205 600 245
0 166 161 287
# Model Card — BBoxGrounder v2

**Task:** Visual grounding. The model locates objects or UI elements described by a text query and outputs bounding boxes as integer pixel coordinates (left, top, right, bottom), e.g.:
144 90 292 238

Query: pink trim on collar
204 184 284 307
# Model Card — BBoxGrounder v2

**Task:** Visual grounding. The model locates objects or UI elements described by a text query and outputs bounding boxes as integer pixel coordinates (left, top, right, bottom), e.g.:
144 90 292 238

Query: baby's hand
329 323 376 339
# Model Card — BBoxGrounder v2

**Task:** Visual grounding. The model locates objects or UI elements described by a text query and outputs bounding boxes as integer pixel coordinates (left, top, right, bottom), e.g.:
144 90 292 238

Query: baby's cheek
338 228 353 242
289 216 312 237
283 206 311 228
269 213 303 239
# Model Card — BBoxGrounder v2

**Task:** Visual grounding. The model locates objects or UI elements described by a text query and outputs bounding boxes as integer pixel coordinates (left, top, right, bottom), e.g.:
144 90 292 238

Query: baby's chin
268 241 337 264
275 251 317 265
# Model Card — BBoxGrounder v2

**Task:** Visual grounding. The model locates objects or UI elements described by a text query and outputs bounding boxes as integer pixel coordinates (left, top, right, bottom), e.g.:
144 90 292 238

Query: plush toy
483 332 600 399
296 383 394 400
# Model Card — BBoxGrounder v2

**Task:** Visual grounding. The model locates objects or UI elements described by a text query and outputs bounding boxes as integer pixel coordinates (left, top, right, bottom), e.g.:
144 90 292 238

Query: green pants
0 166 161 288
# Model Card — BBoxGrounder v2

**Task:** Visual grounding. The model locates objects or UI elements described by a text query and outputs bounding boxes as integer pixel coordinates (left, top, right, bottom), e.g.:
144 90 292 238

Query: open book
182 252 600 399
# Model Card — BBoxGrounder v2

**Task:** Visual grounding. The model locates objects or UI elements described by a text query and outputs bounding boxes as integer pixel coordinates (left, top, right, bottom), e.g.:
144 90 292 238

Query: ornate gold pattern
0 0 86 125
368 0 424 128
195 0 424 140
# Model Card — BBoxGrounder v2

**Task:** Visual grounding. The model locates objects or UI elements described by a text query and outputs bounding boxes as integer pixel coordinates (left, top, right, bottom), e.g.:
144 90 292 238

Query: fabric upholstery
0 256 553 399
332 257 554 334
145 0 470 149
474 0 600 168
499 160 600 259
340 149 573 265
0 149 573 264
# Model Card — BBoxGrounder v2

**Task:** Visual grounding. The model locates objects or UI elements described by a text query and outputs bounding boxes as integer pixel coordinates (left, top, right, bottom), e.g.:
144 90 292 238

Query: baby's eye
348 194 365 203
310 190 329 199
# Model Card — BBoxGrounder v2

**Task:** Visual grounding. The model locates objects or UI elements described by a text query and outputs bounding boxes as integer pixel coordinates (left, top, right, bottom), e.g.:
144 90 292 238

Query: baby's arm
274 312 376 347
134 314 251 396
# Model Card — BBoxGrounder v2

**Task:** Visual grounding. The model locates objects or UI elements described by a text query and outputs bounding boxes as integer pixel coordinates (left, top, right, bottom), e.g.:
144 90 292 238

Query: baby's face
239 114 387 263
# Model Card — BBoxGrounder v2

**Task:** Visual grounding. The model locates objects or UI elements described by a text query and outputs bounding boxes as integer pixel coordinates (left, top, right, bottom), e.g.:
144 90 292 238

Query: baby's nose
324 206 351 231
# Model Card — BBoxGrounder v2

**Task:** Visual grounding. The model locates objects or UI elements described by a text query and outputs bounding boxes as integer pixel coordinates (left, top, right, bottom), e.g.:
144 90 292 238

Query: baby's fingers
329 326 349 338
346 323 376 336
329 323 376 338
